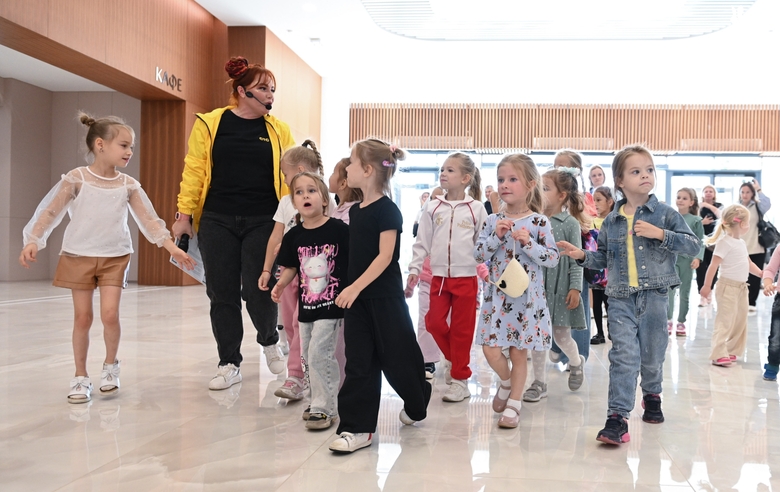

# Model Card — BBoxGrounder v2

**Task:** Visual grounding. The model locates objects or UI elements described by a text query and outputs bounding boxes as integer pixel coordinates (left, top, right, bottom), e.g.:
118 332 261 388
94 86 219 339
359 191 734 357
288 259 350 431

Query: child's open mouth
303 202 312 208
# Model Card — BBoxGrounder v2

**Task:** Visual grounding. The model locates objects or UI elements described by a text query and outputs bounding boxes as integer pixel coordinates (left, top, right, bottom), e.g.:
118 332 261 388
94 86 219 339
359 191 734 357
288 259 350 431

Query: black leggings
696 247 718 292
748 252 766 307
592 288 609 338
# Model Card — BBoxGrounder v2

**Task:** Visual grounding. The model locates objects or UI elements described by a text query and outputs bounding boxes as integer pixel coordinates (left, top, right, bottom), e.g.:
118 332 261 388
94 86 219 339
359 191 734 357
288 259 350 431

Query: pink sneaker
729 355 737 363
711 357 732 367
667 320 673 335
675 323 686 337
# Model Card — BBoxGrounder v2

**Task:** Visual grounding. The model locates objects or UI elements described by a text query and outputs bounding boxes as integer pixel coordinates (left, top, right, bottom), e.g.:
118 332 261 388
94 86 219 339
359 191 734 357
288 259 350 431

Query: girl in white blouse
19 113 194 404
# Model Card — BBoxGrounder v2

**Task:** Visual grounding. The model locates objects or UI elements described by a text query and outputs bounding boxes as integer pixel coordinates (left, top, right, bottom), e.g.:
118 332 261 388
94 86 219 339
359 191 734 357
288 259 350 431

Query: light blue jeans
299 318 341 417
606 289 669 419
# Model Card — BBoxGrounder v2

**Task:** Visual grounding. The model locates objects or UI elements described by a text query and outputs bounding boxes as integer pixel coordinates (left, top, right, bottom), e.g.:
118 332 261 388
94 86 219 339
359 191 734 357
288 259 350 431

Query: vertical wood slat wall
349 104 780 153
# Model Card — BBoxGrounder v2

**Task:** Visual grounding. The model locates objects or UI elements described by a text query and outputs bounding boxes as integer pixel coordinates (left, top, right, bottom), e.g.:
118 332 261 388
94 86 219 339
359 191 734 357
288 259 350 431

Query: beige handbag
493 239 530 298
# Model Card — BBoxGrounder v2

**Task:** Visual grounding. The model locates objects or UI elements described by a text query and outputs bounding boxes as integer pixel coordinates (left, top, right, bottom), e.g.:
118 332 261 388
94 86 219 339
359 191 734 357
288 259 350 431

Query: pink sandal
498 405 521 428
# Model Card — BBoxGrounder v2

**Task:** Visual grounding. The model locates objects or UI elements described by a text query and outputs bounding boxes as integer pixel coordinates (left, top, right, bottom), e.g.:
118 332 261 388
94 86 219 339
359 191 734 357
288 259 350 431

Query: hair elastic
382 160 395 167
733 217 742 223
558 166 581 178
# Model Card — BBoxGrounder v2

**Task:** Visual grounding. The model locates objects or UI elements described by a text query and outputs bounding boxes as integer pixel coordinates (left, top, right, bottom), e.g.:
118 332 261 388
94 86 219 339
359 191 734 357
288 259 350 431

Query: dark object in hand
178 234 190 253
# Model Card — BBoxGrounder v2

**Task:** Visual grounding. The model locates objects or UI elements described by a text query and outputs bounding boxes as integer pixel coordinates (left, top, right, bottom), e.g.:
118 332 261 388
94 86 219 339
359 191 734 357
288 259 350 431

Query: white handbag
493 239 529 298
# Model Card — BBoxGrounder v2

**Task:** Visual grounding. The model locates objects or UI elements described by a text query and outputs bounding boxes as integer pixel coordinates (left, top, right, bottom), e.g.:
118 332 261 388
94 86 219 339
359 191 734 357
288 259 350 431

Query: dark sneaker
424 363 436 380
596 414 630 444
641 394 665 423
305 412 334 430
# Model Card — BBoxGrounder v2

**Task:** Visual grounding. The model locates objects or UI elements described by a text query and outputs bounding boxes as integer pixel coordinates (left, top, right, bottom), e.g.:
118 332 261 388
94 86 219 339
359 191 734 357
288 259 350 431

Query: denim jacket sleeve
659 208 702 258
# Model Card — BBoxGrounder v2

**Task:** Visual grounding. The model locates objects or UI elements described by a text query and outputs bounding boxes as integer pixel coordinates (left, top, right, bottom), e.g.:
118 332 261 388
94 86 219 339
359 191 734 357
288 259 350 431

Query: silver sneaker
568 355 586 391
209 363 242 390
522 380 548 402
262 344 285 374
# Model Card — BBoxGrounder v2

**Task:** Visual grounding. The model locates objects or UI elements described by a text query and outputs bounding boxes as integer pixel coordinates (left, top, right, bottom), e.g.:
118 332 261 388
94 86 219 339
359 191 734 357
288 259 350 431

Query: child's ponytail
706 204 749 246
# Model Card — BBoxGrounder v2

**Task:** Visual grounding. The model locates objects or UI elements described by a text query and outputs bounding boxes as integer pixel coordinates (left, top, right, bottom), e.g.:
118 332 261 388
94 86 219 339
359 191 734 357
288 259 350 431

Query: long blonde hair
497 153 544 214
705 204 750 246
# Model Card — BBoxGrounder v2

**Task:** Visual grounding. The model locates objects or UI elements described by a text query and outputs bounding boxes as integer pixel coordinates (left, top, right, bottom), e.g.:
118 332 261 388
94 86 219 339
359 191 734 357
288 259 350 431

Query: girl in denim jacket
557 145 701 445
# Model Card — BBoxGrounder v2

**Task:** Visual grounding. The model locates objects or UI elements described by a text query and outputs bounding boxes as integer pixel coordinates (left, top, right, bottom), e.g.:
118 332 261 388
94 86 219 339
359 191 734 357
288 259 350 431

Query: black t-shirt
348 196 404 299
700 201 722 235
277 218 350 322
204 111 278 216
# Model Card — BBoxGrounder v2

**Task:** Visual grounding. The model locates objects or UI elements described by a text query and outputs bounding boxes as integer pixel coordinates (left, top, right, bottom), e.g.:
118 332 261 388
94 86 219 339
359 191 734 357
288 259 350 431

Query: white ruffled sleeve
127 178 172 247
22 171 80 250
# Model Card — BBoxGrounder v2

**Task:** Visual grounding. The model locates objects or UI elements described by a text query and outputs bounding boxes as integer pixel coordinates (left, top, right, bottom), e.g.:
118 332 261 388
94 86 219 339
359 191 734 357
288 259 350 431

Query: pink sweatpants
280 276 304 379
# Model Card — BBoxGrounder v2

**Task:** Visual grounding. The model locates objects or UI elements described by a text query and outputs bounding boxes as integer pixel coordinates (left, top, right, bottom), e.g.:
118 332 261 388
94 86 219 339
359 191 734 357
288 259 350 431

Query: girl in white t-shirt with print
19 113 194 403
699 204 764 367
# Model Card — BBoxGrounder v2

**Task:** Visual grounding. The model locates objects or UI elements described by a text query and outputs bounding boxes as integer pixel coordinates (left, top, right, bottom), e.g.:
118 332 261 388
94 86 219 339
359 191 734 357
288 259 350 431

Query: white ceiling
0 44 112 92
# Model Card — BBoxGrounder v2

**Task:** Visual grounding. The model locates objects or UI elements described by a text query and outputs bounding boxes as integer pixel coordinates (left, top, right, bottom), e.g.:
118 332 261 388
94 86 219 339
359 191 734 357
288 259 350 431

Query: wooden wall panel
0 0 49 36
47 0 107 63
227 27 266 67
350 103 780 153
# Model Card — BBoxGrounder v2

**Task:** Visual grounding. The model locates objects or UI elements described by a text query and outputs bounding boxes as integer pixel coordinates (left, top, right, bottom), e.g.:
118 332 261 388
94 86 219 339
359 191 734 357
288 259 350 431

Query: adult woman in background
738 180 772 315
696 184 722 306
172 56 295 389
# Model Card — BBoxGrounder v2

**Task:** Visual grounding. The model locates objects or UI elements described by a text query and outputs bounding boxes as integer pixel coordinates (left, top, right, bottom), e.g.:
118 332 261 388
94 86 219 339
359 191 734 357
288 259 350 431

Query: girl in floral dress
474 153 559 428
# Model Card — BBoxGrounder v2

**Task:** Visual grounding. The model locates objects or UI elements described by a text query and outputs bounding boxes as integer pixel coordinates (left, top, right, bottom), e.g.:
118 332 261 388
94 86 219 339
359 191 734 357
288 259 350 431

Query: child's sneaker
68 376 93 404
305 412 334 430
667 320 673 335
522 380 547 402
209 363 242 390
641 394 664 423
100 360 121 394
675 323 686 337
262 344 285 374
424 363 436 380
596 414 630 444
302 405 311 420
329 432 373 453
763 364 779 381
399 408 416 425
568 355 586 391
711 357 732 367
442 379 471 402
274 377 306 400
442 360 452 385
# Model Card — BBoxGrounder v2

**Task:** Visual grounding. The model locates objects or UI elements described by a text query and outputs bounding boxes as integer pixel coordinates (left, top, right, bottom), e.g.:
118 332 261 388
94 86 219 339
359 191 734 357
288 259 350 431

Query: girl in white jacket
406 153 487 402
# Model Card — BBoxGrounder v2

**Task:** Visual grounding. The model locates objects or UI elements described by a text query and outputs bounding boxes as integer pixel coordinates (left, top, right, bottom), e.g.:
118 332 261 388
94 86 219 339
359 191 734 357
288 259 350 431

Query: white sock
497 379 511 399
503 398 521 418
531 350 548 383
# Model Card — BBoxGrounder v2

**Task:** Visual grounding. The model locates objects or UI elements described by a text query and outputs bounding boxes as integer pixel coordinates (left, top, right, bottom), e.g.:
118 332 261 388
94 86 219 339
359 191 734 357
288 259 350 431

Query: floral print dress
474 213 559 350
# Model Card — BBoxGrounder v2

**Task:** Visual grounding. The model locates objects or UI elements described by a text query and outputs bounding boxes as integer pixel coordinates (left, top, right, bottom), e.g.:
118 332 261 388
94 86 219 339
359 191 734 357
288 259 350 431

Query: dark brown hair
543 168 592 230
677 187 700 215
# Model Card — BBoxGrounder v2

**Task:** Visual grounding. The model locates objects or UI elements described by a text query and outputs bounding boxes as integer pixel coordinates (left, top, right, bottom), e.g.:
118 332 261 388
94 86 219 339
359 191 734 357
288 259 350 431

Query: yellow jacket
176 106 296 231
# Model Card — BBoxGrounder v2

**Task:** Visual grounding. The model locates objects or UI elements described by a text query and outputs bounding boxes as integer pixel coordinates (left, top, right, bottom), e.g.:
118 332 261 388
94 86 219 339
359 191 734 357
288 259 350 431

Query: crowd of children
24 110 780 453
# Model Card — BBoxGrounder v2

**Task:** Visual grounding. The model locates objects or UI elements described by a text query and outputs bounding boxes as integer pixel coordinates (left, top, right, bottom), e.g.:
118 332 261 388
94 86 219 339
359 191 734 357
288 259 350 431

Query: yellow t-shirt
619 205 639 287
593 216 604 230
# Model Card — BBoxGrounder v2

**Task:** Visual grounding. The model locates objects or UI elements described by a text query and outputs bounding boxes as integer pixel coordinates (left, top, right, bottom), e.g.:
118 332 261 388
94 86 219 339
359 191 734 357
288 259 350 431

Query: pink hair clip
382 160 395 167
733 217 742 223
389 145 398 153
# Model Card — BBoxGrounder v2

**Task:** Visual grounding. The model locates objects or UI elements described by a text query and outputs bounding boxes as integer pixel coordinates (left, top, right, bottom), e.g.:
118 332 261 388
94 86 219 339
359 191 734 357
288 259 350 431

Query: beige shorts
53 254 131 290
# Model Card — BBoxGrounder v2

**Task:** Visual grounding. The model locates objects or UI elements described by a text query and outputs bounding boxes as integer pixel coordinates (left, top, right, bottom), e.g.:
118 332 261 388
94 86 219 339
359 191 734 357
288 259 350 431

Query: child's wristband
262 269 271 275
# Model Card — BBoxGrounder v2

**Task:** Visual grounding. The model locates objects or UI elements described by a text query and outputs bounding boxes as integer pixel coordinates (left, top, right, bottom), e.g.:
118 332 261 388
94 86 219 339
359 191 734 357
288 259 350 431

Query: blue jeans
550 277 591 363
198 211 279 367
606 289 669 418
299 318 341 417
769 294 780 367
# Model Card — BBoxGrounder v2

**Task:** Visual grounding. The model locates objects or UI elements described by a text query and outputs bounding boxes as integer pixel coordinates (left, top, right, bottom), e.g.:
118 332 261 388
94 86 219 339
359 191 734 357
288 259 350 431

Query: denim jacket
579 194 702 298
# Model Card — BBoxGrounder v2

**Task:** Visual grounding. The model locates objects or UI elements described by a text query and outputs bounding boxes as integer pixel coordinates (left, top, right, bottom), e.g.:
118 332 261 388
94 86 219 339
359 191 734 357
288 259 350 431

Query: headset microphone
245 90 272 110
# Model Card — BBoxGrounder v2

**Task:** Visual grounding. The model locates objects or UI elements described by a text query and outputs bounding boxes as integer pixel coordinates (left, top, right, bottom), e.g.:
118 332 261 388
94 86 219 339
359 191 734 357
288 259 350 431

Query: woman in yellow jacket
172 57 295 391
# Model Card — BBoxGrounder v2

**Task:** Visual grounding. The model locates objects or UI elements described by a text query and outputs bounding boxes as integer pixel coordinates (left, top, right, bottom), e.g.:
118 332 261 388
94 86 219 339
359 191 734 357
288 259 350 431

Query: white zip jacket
409 195 488 278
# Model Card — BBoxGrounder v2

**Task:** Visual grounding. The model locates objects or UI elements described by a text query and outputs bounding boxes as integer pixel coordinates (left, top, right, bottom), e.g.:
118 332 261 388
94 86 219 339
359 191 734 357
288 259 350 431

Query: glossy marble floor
1 281 778 491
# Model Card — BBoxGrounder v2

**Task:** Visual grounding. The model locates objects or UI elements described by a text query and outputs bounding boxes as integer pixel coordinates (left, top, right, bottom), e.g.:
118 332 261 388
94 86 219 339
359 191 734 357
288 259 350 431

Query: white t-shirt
713 235 750 282
273 194 338 234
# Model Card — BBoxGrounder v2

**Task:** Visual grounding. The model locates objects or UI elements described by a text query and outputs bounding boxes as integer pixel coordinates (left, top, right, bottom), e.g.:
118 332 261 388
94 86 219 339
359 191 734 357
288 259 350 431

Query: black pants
337 296 432 434
696 247 718 292
748 252 766 307
198 211 279 367
592 288 609 338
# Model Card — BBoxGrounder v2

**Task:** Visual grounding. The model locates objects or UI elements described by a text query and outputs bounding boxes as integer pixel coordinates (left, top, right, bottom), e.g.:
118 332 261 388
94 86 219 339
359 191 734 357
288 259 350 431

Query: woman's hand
510 227 531 246
565 289 580 309
556 241 585 261
19 244 38 268
633 220 664 241
701 216 714 226
335 285 360 309
691 258 700 270
171 218 193 240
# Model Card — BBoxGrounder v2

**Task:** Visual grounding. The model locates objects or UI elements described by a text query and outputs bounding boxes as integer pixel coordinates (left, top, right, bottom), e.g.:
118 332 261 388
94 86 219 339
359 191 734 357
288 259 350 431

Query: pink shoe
492 383 512 413
675 323 686 337
498 405 521 428
667 320 673 335
712 357 732 367
729 355 737 363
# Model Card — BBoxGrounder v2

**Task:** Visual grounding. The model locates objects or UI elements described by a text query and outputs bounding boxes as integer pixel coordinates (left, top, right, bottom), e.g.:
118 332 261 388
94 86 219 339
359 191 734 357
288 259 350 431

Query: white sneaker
442 360 453 385
748 306 758 316
209 363 242 390
399 409 416 425
100 360 121 394
68 376 93 404
329 432 373 453
442 379 471 402
274 377 306 400
262 344 285 374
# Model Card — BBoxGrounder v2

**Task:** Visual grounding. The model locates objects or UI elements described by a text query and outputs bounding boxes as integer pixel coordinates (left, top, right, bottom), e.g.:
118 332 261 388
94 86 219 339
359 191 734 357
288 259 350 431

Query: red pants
425 276 478 380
